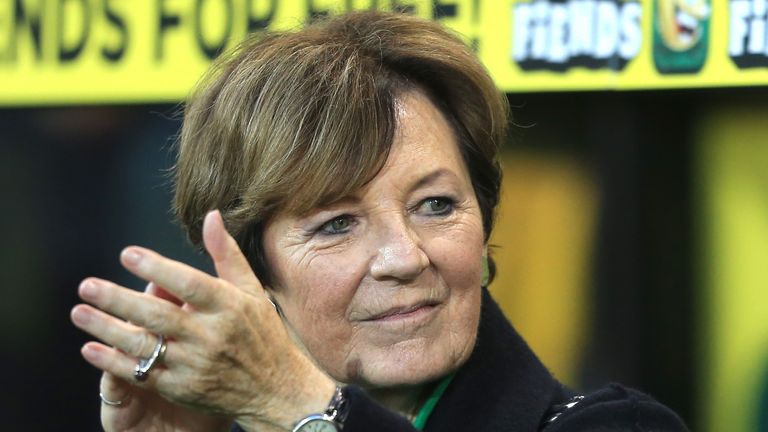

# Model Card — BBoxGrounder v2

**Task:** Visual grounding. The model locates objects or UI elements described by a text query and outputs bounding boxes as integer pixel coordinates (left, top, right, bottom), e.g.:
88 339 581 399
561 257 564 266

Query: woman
71 11 689 432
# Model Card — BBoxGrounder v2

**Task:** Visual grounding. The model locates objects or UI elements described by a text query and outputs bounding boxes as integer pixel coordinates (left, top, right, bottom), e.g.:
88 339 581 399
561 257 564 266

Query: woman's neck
366 382 435 421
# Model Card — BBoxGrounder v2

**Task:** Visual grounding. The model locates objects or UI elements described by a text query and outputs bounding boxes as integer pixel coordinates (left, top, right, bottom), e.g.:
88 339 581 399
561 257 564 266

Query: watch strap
326 385 350 428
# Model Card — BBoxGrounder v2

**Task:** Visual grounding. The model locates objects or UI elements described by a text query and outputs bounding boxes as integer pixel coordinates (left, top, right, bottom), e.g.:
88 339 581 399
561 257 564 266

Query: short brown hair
174 11 508 284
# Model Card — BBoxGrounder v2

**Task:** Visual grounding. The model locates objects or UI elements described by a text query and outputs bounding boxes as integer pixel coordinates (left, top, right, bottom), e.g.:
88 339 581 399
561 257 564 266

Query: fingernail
82 344 101 362
205 209 221 226
71 307 91 326
122 248 142 266
79 279 100 298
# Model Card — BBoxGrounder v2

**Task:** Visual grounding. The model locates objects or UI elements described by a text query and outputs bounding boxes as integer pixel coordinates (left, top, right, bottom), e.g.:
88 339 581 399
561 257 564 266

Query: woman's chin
343 342 474 389
356 366 447 389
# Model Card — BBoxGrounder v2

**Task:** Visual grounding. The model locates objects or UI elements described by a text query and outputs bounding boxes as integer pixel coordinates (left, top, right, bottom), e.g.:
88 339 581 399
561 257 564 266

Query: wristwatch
292 385 349 432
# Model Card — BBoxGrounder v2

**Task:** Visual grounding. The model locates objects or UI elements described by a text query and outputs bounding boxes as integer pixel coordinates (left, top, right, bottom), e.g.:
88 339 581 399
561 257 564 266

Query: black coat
236 289 690 431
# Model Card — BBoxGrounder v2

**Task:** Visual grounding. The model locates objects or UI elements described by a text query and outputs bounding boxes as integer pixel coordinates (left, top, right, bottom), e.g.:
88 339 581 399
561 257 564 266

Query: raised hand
71 210 335 431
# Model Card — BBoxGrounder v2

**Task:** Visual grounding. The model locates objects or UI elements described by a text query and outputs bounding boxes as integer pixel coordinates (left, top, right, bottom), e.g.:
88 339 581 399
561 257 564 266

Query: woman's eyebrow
303 196 362 219
408 168 457 193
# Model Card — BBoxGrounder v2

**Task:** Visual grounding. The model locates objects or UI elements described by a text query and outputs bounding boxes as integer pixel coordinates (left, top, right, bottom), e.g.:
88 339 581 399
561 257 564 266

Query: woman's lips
363 301 440 322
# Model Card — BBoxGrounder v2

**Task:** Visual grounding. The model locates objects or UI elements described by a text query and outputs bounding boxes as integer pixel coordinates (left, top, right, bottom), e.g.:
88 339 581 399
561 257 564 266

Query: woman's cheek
284 260 362 374
296 311 359 382
428 240 484 286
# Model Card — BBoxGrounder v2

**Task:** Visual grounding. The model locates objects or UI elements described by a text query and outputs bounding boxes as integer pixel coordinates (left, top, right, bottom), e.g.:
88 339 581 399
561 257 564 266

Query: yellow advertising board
1 0 767 105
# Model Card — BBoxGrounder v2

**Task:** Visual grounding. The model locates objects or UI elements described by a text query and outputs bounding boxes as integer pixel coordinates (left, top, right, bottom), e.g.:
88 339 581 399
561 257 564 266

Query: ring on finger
133 334 167 382
99 392 123 406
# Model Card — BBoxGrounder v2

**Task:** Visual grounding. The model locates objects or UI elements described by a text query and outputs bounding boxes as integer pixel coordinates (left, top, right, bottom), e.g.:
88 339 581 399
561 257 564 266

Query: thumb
202 210 263 294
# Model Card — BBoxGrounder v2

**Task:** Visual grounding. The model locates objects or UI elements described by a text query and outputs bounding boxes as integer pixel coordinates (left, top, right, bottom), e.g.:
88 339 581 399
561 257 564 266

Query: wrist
292 385 349 432
283 374 338 430
236 369 336 432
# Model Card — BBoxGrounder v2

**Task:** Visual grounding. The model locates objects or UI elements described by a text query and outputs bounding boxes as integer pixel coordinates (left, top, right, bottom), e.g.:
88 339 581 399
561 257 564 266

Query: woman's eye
419 197 454 216
319 215 353 235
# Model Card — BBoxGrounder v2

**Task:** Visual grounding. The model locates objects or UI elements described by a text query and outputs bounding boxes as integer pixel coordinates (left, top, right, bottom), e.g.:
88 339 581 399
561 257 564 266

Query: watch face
295 417 339 432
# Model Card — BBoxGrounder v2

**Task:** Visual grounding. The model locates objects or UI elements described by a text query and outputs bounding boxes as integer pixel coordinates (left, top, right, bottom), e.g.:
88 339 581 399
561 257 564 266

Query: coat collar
424 288 562 432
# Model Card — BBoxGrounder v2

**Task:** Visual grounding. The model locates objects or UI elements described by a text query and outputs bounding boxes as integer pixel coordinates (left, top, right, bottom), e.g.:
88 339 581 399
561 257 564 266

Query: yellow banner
1 0 767 105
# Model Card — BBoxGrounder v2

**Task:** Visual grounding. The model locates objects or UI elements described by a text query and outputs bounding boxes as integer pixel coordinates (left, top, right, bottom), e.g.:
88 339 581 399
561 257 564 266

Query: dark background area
510 90 698 426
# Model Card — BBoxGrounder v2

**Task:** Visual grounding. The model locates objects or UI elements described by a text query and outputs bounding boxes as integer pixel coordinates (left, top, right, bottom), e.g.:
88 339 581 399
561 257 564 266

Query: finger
84 342 183 403
71 304 184 363
100 371 133 407
203 210 262 294
145 282 184 306
120 247 223 310
82 342 164 389
78 278 187 336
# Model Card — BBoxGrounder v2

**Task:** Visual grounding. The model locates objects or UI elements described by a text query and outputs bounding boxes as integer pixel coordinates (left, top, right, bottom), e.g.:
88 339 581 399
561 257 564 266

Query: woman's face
263 89 485 388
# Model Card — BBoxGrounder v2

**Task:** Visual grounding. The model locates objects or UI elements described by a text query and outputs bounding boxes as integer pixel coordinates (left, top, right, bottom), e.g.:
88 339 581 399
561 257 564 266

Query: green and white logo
652 0 711 73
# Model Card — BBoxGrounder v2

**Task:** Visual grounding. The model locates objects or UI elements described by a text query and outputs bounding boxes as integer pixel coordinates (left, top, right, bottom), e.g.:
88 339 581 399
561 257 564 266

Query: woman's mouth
363 301 441 322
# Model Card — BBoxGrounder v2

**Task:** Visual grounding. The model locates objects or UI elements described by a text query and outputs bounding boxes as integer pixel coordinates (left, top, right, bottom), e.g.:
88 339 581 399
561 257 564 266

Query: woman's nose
369 221 430 281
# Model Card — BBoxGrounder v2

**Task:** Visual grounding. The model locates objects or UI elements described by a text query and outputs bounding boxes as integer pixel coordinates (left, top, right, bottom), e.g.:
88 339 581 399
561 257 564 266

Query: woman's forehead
304 92 468 211
385 91 467 176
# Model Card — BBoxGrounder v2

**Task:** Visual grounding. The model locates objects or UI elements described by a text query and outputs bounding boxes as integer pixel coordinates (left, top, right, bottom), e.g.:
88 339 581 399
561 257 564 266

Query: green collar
411 374 455 430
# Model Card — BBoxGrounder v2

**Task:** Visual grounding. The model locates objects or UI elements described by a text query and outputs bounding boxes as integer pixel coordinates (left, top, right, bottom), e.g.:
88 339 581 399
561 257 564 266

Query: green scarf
411 374 455 430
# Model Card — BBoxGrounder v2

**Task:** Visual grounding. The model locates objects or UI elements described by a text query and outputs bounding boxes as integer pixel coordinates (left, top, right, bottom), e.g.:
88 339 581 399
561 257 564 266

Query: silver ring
99 392 123 406
133 334 167 382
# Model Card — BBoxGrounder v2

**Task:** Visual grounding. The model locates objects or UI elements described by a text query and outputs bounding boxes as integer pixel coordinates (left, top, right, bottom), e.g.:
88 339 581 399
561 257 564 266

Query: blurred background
1 0 767 430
